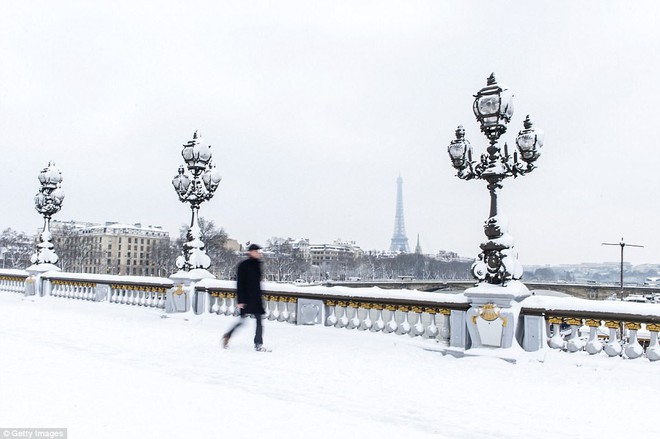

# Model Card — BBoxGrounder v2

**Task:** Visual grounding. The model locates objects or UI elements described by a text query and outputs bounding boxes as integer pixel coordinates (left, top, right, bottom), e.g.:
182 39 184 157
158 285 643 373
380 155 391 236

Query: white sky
1 1 660 266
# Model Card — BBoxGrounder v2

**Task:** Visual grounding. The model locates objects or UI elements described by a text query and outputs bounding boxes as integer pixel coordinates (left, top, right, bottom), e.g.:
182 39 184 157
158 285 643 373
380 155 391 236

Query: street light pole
448 73 544 286
444 74 544 351
30 162 65 270
171 131 222 276
602 238 643 299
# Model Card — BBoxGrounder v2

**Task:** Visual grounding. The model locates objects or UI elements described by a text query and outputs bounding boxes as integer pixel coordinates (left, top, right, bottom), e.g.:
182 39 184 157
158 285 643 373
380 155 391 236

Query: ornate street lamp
448 73 543 286
446 74 544 351
30 162 65 269
171 131 222 275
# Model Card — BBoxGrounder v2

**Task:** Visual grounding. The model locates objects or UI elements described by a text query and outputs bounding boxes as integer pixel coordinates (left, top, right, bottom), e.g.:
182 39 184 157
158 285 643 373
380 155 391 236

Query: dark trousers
226 313 263 346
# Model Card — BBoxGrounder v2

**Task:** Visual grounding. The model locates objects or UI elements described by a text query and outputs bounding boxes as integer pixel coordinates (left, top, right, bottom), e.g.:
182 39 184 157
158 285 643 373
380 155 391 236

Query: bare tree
52 225 102 273
0 228 33 269
263 237 309 281
176 217 240 279
151 238 179 277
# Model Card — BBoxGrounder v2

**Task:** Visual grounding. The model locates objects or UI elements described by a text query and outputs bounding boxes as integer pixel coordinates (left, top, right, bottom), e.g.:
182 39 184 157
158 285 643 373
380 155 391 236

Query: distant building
308 239 363 267
435 250 462 262
224 238 241 253
50 220 170 276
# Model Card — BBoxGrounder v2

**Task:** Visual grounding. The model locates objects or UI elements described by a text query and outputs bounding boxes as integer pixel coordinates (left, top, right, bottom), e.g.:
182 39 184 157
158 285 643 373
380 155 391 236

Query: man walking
222 243 269 352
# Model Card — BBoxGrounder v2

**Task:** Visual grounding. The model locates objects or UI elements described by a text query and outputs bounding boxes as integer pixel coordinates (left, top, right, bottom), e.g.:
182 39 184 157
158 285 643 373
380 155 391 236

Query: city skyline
2 2 660 266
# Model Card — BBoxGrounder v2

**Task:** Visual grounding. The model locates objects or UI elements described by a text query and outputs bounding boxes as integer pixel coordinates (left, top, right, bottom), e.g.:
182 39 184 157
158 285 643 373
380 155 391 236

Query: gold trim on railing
548 316 563 325
110 284 168 293
625 322 642 331
209 290 235 299
384 304 396 311
604 320 620 329
410 306 423 314
585 319 601 327
336 301 347 307
398 305 410 312
440 308 451 315
566 318 582 326
647 323 660 332
53 280 95 288
0 276 26 282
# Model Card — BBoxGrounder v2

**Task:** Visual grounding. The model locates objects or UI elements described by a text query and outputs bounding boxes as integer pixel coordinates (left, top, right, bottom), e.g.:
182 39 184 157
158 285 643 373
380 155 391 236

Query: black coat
236 257 265 315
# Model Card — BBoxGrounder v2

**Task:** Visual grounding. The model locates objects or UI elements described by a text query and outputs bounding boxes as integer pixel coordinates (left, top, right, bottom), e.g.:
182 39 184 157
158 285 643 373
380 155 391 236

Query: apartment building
51 220 170 276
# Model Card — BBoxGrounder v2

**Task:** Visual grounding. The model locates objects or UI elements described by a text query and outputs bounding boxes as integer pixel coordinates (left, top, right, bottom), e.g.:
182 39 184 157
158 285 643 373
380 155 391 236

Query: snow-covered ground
1 292 659 439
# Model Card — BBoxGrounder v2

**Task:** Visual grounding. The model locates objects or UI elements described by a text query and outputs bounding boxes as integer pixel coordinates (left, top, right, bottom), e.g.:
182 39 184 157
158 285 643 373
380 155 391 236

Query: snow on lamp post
448 73 543 286
171 131 222 278
30 162 65 271
447 74 544 351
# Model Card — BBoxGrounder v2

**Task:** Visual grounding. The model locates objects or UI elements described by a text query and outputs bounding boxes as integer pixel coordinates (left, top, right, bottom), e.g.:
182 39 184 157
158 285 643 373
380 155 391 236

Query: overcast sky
1 1 659 266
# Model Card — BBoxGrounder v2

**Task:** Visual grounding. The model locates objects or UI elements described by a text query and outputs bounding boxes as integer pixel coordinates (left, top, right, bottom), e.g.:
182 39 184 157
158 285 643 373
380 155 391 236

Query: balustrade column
646 324 660 361
604 320 623 357
624 322 644 359
566 318 585 353
547 317 564 350
585 319 603 355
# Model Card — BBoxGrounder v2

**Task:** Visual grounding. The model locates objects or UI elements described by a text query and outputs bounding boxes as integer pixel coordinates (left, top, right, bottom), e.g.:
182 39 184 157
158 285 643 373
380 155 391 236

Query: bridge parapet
329 280 660 300
196 279 470 343
521 295 660 359
4 269 660 362
0 268 172 308
0 269 29 294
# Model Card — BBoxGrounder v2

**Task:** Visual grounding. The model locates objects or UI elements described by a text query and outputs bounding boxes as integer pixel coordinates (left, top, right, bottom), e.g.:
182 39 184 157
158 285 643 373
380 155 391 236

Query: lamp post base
464 280 530 349
169 269 216 315
170 268 215 283
26 263 61 274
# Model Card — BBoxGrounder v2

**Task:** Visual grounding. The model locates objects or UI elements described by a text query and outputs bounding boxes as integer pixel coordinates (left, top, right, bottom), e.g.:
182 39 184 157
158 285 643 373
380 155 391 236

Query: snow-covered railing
40 272 172 308
521 296 660 361
195 280 470 341
11 267 660 362
0 269 29 294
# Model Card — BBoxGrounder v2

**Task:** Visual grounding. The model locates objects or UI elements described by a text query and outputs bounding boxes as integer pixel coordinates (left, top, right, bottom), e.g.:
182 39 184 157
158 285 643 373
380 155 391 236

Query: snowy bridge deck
2 290 660 439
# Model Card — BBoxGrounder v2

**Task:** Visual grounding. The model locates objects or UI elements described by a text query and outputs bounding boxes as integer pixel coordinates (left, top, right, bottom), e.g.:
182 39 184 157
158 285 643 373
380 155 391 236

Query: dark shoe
254 344 271 352
222 334 230 349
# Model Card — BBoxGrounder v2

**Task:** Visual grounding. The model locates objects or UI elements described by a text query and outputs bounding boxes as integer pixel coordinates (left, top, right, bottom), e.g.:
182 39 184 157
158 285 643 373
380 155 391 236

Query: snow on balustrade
51 280 96 300
109 284 167 308
9 267 660 363
523 295 660 361
40 272 171 308
0 269 29 294
195 279 463 342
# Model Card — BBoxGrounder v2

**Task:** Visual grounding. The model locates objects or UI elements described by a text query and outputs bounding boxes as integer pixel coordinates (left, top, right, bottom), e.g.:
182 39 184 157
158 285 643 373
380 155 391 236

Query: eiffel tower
389 175 410 253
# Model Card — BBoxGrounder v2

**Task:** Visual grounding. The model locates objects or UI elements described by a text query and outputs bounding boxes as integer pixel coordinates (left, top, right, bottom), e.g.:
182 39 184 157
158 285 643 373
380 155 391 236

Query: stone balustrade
43 273 172 308
195 279 469 343
108 283 168 308
0 269 171 309
521 295 660 361
4 267 660 362
0 270 29 294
